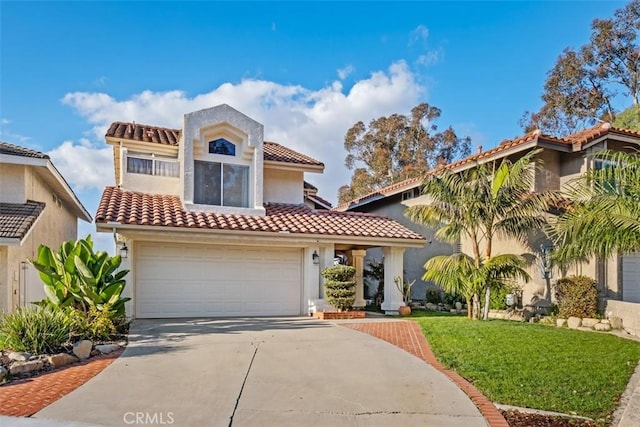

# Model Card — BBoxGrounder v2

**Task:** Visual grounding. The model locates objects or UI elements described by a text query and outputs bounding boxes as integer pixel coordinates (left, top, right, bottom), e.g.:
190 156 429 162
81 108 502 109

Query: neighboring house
95 104 424 318
337 123 640 329
0 142 92 313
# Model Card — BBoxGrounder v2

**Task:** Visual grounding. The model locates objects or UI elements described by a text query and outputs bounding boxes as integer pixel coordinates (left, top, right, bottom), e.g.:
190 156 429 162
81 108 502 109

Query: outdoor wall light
119 242 129 259
312 250 320 265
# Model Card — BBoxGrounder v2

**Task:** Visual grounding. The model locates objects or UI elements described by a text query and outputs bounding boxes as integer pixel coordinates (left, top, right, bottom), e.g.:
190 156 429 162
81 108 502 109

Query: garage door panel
135 243 302 318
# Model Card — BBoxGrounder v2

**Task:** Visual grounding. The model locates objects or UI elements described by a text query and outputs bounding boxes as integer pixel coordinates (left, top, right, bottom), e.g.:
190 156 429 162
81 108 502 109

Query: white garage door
623 253 640 303
135 243 302 318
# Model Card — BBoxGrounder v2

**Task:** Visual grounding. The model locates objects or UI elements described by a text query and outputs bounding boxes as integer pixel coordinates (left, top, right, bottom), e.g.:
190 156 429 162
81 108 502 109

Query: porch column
349 249 367 308
381 246 405 315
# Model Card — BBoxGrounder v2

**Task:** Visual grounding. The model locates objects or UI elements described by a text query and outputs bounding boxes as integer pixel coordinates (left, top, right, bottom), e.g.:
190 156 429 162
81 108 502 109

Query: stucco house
337 123 640 330
95 104 424 318
0 142 92 313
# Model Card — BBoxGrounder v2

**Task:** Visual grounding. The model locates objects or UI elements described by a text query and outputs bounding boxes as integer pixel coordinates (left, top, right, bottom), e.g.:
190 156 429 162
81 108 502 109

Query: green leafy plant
0 306 71 354
554 275 598 318
68 305 127 341
364 259 384 306
489 284 517 310
322 265 356 312
30 235 130 316
425 288 442 304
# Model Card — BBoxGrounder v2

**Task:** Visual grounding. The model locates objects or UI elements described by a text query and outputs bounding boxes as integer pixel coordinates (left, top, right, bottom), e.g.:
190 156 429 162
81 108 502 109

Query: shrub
364 259 384 305
0 306 70 354
68 305 127 341
554 275 598 318
322 265 356 311
490 285 516 310
425 288 442 304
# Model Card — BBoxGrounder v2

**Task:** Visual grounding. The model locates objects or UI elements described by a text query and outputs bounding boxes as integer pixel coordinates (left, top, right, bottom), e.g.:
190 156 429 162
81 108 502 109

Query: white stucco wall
263 168 304 204
122 172 180 196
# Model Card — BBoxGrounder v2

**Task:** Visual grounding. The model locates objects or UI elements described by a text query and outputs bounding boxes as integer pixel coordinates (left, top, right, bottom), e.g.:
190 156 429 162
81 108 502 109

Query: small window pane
194 161 221 205
155 160 179 177
209 139 236 156
223 164 249 207
127 157 152 175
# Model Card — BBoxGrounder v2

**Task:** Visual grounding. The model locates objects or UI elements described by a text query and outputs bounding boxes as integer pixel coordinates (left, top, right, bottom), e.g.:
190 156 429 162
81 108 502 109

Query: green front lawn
411 311 640 422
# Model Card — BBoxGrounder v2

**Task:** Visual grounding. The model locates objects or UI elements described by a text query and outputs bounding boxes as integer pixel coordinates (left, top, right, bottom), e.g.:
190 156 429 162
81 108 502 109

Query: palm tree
553 149 640 264
406 149 556 319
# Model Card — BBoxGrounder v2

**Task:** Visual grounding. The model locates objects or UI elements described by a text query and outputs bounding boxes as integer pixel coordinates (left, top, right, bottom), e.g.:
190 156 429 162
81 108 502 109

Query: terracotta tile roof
0 141 49 159
263 141 323 167
105 121 323 167
337 123 640 211
0 201 46 241
96 187 423 240
106 122 181 146
305 194 333 209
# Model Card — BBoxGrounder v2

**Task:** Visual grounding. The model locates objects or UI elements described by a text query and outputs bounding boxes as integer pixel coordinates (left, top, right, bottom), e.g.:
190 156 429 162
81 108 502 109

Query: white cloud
0 117 31 143
47 138 113 191
61 60 424 204
409 25 429 46
337 65 354 80
417 48 444 67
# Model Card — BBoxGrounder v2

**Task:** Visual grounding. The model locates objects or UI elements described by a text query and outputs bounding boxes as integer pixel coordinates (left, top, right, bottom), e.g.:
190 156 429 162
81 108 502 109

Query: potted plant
395 277 415 316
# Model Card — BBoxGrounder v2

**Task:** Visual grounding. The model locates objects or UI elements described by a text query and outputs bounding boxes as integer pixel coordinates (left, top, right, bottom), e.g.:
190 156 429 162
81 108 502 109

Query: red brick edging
342 321 509 427
0 349 123 417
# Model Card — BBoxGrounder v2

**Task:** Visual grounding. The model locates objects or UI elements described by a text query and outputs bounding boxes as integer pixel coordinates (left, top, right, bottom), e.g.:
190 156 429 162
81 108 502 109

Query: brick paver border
342 320 509 427
0 349 123 417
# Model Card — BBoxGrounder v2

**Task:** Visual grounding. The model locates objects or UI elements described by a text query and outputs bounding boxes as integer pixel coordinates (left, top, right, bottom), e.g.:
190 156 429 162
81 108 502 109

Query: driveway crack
228 340 260 427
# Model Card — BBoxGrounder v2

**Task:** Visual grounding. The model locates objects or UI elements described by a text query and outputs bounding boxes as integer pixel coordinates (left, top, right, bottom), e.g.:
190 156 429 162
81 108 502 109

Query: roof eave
263 160 324 173
96 222 426 248
0 237 23 246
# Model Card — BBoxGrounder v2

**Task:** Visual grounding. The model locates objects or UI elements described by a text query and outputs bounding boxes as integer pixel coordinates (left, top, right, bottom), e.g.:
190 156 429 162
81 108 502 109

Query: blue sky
0 1 627 251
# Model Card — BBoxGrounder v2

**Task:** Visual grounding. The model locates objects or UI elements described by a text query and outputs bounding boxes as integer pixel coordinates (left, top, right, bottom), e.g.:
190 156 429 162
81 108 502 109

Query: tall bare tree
339 103 470 204
522 0 640 135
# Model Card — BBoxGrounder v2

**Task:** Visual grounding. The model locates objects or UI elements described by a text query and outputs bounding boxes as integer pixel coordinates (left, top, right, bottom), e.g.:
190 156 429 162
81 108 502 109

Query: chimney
477 145 483 155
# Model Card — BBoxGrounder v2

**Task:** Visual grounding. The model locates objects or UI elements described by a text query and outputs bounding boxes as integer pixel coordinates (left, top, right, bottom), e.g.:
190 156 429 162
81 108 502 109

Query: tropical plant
0 306 71 354
321 265 356 312
68 305 127 341
394 277 416 304
553 149 640 263
30 235 130 316
406 149 555 319
364 259 384 306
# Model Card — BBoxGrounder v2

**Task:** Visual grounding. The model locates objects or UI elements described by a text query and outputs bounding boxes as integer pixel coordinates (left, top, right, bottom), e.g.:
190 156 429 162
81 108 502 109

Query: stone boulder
594 323 612 332
9 360 44 375
581 318 599 328
47 353 79 368
425 303 439 311
8 351 30 362
556 318 567 328
95 344 119 355
609 316 624 329
567 317 582 329
73 340 93 360
0 366 7 381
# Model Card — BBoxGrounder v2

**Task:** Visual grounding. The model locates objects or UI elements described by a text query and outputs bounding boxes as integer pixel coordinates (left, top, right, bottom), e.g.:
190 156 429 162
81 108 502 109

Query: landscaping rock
0 366 7 381
425 303 439 311
8 351 31 362
73 340 93 360
577 326 593 332
600 319 610 324
556 318 567 327
95 344 119 354
567 317 582 329
47 353 78 368
9 360 43 375
594 323 612 332
581 318 599 328
455 302 463 311
450 308 458 314
609 316 623 329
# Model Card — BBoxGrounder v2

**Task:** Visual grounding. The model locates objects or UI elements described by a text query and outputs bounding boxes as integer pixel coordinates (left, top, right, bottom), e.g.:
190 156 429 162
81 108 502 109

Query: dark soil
502 410 600 427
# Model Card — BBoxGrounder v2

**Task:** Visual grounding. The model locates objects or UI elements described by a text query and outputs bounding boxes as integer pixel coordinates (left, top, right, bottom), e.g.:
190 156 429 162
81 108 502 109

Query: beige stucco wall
1 167 79 312
535 149 561 192
0 163 26 203
122 172 180 196
263 168 304 204
604 299 640 337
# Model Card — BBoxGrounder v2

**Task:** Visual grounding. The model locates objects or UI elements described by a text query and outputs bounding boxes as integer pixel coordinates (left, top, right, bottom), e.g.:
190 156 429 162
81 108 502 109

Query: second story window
194 160 249 207
127 153 179 177
209 138 236 156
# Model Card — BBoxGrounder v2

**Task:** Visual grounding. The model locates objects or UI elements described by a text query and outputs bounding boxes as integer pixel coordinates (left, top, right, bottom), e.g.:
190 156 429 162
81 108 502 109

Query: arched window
208 138 236 156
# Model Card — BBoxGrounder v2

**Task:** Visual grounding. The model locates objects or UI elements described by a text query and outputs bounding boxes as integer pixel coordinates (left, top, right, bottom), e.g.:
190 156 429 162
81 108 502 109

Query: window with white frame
126 153 179 177
402 188 417 201
194 160 249 207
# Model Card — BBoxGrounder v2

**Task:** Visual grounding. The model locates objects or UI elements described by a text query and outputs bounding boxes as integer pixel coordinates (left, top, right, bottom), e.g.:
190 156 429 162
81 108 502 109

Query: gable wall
264 168 304 204
0 163 26 203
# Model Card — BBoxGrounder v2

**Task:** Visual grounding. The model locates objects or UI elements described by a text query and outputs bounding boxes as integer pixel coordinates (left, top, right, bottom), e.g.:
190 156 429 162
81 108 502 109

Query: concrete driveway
35 318 486 426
